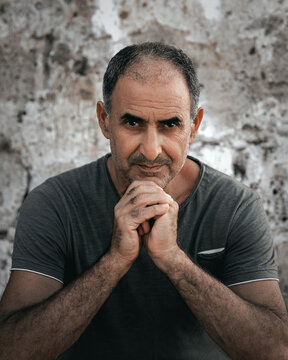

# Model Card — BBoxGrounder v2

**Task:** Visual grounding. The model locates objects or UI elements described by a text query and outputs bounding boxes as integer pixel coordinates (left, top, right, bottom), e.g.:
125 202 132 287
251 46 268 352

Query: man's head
102 42 200 120
97 42 203 195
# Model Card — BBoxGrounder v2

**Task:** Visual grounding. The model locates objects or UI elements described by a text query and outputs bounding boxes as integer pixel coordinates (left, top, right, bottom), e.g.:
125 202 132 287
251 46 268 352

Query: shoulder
47 155 107 189
191 156 260 207
18 155 111 219
30 154 109 199
185 156 264 237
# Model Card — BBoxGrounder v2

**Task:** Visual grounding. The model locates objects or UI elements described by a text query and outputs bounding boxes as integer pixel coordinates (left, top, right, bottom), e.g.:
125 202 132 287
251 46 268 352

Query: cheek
112 130 140 155
164 132 190 154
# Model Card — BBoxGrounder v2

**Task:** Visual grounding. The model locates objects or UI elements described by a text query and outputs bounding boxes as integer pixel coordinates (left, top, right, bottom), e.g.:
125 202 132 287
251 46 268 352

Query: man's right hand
109 180 174 264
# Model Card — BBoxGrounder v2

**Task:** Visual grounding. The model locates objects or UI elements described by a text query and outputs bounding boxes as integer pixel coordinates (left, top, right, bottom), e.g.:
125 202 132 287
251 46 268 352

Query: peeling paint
198 0 221 21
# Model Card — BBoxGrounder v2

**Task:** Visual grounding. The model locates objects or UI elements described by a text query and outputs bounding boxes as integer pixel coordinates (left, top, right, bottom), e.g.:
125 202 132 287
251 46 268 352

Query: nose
139 126 162 161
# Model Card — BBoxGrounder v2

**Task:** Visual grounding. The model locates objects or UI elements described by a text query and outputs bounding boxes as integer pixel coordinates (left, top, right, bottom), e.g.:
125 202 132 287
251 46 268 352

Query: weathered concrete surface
0 0 287 304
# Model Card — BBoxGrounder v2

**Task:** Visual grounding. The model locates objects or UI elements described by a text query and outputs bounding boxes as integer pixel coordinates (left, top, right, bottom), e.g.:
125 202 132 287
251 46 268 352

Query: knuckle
114 202 120 210
127 186 137 196
129 195 138 204
131 208 140 218
114 206 121 217
172 204 179 215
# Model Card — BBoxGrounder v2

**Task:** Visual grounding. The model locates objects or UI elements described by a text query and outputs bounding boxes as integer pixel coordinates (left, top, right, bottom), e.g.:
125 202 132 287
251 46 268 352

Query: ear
97 101 110 139
189 107 204 145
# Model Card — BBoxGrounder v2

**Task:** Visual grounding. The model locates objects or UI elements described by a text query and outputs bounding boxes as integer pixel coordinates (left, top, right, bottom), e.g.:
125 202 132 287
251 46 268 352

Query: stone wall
0 0 287 305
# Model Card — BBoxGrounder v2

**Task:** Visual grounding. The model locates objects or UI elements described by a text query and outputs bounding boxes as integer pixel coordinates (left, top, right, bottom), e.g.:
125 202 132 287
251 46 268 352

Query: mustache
128 153 172 166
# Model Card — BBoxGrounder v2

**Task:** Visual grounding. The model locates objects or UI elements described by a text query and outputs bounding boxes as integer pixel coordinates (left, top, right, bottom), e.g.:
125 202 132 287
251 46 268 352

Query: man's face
99 60 198 194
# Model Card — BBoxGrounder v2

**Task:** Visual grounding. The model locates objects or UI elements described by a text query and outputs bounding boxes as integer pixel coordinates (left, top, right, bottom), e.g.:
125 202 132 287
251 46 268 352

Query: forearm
155 249 288 360
0 251 131 360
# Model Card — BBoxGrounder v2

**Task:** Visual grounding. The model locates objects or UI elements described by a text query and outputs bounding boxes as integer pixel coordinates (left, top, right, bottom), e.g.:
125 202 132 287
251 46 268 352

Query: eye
126 119 138 127
163 119 180 128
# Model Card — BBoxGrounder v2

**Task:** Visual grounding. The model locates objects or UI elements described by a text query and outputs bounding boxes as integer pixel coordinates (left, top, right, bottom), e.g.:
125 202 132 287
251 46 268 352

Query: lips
137 164 163 172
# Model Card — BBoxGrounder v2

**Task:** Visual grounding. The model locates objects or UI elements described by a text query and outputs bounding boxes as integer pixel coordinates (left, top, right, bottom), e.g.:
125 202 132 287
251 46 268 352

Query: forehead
110 60 191 119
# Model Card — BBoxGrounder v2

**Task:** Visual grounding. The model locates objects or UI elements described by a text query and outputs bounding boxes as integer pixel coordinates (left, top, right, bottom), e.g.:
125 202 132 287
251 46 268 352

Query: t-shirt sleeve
12 182 67 283
222 194 279 287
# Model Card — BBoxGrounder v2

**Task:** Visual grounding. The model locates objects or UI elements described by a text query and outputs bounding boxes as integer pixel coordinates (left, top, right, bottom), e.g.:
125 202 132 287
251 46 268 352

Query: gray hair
103 42 200 120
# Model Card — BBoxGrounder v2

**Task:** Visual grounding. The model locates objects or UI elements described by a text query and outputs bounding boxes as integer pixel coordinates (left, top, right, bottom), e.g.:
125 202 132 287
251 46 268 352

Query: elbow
267 326 288 360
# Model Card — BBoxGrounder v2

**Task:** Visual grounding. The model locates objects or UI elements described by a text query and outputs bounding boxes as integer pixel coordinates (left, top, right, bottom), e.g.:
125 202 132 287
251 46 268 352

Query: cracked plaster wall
0 0 287 305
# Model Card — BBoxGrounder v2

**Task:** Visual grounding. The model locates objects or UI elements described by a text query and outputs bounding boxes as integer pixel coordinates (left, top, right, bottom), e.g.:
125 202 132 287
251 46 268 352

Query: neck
164 158 200 204
106 156 129 197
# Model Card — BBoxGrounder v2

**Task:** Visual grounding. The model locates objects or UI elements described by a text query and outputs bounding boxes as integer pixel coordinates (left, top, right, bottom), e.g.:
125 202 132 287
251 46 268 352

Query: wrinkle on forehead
123 58 184 85
127 100 186 118
128 96 185 107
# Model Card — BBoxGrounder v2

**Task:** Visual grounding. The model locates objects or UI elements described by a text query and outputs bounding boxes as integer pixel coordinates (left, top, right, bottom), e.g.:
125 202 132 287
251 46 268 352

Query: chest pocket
196 248 225 280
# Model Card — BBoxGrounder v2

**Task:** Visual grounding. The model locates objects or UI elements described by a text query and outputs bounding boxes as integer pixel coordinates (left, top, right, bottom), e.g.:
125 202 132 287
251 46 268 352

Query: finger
141 220 150 234
131 203 169 224
125 192 173 208
138 224 144 236
125 181 164 197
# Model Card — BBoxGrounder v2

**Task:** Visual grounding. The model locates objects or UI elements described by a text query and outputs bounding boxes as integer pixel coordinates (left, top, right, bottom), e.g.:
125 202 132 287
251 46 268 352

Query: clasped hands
110 180 179 267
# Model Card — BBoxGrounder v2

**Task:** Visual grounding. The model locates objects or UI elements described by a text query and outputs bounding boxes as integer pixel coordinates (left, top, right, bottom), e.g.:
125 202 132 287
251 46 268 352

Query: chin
129 173 171 189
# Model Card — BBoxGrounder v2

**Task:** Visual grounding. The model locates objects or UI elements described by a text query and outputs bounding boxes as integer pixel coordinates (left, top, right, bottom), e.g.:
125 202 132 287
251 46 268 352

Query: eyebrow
120 112 182 124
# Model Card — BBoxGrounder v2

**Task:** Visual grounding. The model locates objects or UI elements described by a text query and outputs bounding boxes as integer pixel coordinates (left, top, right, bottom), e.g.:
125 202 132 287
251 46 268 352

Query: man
0 42 287 359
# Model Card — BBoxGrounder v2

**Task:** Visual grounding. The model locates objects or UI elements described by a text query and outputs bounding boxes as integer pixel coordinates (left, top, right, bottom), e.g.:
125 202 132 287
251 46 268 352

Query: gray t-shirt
12 154 278 359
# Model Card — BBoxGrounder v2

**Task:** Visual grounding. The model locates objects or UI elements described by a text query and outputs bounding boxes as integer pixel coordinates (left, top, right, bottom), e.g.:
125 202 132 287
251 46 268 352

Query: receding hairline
121 56 189 86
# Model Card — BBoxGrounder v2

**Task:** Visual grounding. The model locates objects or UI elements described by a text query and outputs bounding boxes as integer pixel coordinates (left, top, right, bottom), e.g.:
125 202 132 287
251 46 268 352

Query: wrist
106 247 136 273
150 246 186 274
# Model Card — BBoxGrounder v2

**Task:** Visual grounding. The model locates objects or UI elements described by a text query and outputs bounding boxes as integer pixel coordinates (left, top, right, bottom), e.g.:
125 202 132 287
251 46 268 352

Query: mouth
136 164 163 174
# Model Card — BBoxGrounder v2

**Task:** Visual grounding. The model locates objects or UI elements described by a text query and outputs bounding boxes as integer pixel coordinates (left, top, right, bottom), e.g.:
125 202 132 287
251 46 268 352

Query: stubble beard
116 160 183 194
110 146 187 194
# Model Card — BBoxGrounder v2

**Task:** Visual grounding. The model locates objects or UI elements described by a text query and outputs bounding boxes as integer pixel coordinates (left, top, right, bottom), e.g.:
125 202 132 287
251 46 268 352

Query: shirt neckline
179 155 205 211
103 153 121 202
